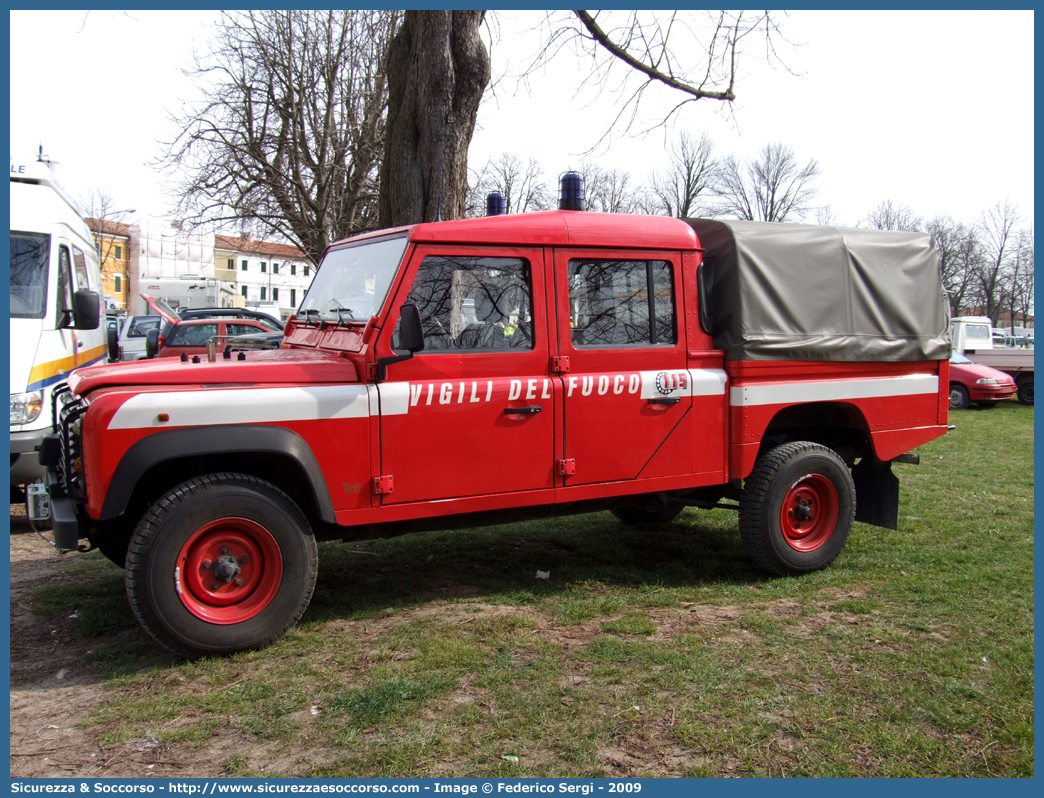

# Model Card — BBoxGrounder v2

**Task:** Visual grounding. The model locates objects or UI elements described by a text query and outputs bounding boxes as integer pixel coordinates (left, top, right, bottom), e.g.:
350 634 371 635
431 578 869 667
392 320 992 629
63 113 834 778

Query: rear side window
168 323 218 347
567 259 676 348
395 255 533 351
127 317 161 338
226 323 266 336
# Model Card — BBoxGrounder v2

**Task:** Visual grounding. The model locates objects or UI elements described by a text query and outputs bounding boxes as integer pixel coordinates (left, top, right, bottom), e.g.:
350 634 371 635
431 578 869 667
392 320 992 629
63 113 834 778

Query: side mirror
69 290 101 330
145 328 160 359
374 303 425 382
398 303 425 353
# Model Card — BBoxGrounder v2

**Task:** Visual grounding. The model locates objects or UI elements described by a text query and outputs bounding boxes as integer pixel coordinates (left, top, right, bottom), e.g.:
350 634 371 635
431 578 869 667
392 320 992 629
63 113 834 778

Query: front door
376 245 556 505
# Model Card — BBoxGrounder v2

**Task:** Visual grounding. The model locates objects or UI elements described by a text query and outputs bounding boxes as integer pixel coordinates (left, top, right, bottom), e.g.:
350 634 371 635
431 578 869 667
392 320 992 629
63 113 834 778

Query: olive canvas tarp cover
685 218 951 362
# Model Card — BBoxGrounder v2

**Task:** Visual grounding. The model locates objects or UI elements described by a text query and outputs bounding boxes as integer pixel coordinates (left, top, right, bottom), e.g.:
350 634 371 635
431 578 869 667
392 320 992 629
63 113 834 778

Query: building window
115 245 122 259
304 266 310 277
290 264 296 276
241 285 248 297
114 275 122 293
261 261 267 273
290 288 296 307
273 263 279 274
241 260 248 271
273 288 279 301
261 287 267 300
227 258 234 271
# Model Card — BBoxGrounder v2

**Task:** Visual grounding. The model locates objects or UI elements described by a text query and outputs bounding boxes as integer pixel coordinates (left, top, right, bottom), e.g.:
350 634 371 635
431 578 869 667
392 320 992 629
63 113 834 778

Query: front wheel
125 473 318 658
739 442 855 575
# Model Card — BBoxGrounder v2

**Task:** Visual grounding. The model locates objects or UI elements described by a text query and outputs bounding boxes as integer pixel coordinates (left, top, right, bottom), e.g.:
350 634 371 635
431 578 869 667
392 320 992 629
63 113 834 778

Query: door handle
504 405 542 415
647 396 681 405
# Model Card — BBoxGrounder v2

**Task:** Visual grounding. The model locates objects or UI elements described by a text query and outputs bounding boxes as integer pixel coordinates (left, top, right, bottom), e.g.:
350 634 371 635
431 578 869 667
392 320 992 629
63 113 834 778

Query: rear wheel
739 442 855 575
1017 378 1033 405
125 473 317 658
949 383 970 410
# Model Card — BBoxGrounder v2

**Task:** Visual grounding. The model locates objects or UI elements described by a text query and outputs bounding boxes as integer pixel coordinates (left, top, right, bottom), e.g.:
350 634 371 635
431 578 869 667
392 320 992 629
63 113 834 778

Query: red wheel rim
779 473 839 552
175 518 283 624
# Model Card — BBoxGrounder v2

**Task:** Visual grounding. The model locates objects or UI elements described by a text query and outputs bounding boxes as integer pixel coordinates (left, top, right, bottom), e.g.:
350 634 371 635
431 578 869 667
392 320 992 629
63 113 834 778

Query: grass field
30 401 1034 777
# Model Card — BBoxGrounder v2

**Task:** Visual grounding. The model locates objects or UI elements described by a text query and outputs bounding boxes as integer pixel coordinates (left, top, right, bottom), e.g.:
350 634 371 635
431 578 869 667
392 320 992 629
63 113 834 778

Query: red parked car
948 350 1016 409
153 318 277 359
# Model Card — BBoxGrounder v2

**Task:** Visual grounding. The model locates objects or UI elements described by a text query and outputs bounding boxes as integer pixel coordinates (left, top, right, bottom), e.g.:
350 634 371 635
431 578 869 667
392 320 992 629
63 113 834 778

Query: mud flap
851 456 899 530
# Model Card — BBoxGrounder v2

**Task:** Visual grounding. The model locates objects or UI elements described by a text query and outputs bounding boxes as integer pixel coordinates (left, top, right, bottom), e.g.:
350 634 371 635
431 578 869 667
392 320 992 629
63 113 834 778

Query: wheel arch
100 425 337 525
760 401 874 465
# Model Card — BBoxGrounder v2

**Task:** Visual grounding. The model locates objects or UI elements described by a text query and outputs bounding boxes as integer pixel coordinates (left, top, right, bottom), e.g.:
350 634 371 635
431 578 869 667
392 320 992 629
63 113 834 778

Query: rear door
552 248 708 486
375 244 556 505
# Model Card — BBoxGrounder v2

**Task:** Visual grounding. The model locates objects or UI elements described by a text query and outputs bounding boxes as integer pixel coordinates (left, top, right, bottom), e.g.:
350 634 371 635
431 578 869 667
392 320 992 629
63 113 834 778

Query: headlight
10 391 43 425
976 378 999 385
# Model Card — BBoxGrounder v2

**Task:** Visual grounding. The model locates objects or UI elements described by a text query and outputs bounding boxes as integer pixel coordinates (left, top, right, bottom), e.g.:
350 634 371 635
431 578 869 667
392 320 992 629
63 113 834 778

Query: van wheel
739 442 855 575
611 501 685 524
1017 378 1033 405
949 383 970 410
125 473 317 658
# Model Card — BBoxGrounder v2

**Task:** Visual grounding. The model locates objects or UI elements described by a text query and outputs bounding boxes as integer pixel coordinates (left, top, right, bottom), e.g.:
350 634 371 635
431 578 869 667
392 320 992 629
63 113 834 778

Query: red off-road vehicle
35 206 951 657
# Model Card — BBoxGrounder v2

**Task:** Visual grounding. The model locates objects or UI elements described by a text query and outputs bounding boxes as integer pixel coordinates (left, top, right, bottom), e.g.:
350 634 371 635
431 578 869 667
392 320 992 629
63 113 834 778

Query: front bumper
970 385 1016 402
10 429 47 485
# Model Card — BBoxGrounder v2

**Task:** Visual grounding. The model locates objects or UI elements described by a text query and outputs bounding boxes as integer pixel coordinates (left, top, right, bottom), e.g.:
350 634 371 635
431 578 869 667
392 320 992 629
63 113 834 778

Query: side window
72 246 90 290
567 259 676 348
226 323 262 336
394 255 533 352
169 323 218 347
127 317 161 338
56 246 74 318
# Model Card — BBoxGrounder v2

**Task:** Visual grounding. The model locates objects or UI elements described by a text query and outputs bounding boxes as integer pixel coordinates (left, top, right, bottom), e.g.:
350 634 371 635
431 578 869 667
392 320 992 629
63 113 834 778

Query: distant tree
649 131 717 218
925 215 980 318
1003 228 1034 331
466 153 552 218
974 200 1021 324
579 161 648 214
712 143 820 222
862 200 922 232
160 10 399 264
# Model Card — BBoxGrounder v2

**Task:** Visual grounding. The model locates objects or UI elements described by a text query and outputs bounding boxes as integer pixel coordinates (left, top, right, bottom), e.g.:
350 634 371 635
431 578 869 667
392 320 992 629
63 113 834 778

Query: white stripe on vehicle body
107 385 370 429
729 374 939 407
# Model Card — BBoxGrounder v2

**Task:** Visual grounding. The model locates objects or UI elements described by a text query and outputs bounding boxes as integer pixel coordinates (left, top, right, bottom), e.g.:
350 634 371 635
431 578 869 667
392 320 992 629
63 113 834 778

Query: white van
10 157 103 486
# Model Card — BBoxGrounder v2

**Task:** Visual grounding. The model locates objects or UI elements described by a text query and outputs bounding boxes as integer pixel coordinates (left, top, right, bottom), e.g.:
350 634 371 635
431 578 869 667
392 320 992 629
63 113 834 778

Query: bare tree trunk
379 10 490 228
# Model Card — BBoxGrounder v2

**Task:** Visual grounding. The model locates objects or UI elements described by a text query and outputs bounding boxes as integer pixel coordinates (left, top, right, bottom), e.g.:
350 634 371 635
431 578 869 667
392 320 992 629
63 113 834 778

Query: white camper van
10 157 103 487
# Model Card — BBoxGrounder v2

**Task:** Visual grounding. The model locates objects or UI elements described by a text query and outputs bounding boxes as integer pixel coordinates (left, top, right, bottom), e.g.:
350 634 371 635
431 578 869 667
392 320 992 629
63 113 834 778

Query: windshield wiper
332 307 355 325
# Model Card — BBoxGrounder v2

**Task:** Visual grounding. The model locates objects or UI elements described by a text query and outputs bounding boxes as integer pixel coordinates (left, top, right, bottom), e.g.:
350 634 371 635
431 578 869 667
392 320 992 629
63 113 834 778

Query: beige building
86 218 132 310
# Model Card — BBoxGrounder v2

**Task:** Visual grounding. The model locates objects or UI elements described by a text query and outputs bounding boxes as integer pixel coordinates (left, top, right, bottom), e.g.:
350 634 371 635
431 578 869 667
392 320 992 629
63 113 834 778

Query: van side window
394 255 533 351
56 246 74 319
567 259 676 347
72 246 90 290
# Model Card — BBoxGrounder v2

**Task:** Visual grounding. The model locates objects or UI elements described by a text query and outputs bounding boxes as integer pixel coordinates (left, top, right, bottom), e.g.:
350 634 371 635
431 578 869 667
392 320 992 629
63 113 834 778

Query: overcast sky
8 9 1035 232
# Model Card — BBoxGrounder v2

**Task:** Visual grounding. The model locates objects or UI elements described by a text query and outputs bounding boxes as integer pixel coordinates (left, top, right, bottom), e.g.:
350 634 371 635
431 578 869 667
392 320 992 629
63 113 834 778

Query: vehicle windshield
298 235 408 323
10 231 50 319
950 350 974 364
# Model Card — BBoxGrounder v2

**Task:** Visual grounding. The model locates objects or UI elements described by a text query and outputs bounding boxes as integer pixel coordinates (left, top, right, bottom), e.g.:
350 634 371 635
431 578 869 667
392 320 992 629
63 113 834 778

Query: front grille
51 383 89 502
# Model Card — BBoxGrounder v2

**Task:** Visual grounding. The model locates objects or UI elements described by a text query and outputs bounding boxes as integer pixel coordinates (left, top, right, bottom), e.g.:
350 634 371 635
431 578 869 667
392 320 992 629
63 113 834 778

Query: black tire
125 473 318 658
949 383 970 410
1017 378 1033 406
611 501 686 525
739 442 855 576
106 326 119 362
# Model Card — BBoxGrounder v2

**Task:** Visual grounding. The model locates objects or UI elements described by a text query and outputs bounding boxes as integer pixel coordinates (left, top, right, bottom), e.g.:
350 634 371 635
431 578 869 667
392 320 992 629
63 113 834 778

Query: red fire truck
35 204 951 657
